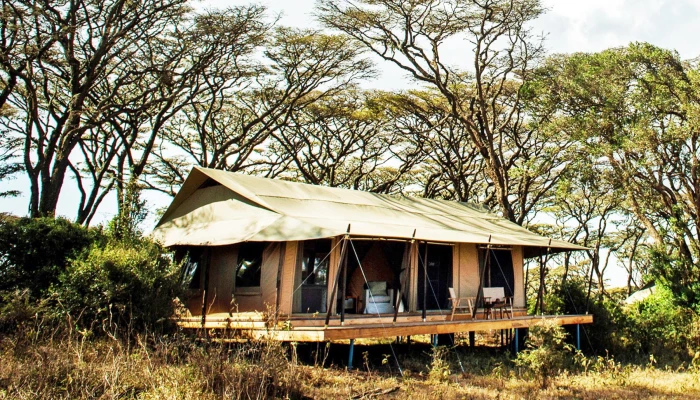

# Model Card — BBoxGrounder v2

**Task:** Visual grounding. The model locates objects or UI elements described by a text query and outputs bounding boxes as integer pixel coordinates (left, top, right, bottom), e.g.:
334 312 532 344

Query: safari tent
153 167 592 343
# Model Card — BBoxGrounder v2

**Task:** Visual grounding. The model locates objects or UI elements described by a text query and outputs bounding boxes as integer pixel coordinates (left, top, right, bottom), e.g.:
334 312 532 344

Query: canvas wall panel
280 241 300 314
455 243 480 298
512 246 525 308
261 242 282 311
207 245 238 313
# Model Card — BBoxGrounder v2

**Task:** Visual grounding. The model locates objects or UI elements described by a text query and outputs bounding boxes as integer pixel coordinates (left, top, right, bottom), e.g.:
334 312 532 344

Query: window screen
235 242 265 288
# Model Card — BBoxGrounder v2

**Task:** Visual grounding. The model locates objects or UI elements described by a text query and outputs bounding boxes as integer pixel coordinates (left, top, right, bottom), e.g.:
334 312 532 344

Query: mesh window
235 242 265 288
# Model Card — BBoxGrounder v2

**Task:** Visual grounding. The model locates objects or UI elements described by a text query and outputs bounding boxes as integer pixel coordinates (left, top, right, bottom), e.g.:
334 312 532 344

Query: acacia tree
78 6 270 224
380 90 489 202
317 0 565 224
0 2 271 223
545 155 630 296
0 0 62 109
260 89 421 193
535 43 700 311
0 0 190 217
0 134 21 198
146 28 375 196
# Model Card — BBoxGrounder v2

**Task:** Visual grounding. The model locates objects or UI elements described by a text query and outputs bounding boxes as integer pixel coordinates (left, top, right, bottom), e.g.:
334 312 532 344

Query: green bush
515 318 576 388
0 215 105 298
538 276 627 355
623 285 699 362
53 238 181 336
649 244 700 313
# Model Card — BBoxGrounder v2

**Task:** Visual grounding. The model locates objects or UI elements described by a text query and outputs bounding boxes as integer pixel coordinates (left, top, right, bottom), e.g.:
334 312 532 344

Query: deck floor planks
177 313 593 342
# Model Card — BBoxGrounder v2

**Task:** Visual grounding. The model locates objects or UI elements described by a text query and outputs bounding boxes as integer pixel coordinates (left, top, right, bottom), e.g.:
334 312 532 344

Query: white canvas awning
151 167 586 256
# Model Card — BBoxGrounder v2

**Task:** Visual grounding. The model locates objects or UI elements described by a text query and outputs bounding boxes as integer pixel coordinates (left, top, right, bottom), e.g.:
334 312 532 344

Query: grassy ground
1 332 698 399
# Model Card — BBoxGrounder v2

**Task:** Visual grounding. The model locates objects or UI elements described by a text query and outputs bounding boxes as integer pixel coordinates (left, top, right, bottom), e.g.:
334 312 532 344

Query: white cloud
535 0 700 58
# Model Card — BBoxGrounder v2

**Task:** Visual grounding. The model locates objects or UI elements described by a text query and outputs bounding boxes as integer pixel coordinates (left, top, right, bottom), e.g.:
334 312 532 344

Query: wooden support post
348 339 355 371
514 328 519 354
469 331 475 348
422 242 429 322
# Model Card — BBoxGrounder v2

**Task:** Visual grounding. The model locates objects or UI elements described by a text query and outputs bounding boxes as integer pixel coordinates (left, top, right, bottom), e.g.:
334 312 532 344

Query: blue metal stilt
576 324 581 351
514 328 519 354
348 339 355 370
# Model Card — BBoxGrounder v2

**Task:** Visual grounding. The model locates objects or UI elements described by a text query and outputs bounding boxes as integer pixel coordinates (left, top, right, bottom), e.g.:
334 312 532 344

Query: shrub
427 346 451 383
623 285 699 362
193 339 305 399
649 244 700 313
535 275 630 355
0 215 105 298
53 238 181 336
515 318 576 388
0 289 47 334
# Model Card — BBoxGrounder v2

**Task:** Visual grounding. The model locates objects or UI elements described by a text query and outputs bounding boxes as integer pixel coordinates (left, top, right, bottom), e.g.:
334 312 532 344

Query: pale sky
2 0 698 287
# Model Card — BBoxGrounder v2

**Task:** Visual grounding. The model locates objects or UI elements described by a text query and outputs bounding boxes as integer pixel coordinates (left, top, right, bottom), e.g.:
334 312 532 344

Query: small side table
483 297 493 319
344 295 358 314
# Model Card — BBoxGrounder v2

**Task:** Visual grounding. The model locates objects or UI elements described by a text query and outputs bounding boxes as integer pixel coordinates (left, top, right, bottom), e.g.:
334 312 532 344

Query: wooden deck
177 311 594 342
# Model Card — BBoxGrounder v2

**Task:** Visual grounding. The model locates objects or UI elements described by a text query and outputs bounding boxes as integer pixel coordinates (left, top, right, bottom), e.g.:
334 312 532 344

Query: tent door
297 239 331 313
482 249 514 298
417 243 453 310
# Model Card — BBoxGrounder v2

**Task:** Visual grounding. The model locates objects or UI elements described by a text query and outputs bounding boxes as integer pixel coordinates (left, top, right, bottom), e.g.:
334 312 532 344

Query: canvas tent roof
152 167 586 257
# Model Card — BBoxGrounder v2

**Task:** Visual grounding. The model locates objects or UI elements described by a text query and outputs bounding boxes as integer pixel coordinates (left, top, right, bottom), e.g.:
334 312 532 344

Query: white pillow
368 281 387 294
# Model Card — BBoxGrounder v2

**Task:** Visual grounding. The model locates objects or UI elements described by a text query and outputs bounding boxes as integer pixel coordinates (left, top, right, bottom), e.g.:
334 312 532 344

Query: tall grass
2 323 699 400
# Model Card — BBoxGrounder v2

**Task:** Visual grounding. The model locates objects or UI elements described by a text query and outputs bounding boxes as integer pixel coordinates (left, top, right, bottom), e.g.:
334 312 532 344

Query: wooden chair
448 287 475 321
482 287 513 319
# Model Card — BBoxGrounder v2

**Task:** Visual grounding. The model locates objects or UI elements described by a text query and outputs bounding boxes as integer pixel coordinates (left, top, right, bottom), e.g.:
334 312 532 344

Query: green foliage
53 238 181 335
531 42 700 314
623 285 699 362
515 319 576 388
107 178 148 243
531 274 626 354
427 346 451 383
0 215 105 298
0 289 45 333
649 246 700 314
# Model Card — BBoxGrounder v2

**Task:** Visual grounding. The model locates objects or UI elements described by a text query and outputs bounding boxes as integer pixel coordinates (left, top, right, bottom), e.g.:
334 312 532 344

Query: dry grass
0 332 698 400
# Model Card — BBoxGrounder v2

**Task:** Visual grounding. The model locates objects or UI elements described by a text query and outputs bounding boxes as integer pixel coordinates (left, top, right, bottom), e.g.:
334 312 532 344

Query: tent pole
473 235 491 318
340 235 350 325
536 239 553 315
274 242 286 325
200 249 212 336
325 225 350 327
394 230 416 324
422 242 429 322
538 256 545 314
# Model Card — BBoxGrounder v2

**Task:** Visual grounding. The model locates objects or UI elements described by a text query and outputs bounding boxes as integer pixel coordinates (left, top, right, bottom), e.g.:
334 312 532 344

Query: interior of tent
175 237 520 319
